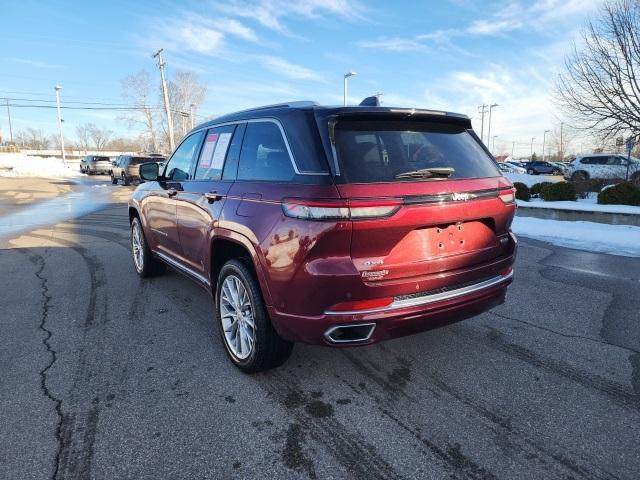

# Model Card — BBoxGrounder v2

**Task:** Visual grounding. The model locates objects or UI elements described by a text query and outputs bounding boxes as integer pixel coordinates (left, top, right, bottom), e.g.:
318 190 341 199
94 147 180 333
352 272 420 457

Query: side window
163 131 204 181
581 157 593 165
607 156 621 165
237 121 295 182
194 125 236 181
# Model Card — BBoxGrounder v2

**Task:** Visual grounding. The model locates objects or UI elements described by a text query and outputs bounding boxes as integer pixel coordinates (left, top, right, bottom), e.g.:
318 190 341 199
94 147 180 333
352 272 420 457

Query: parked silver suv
565 153 640 182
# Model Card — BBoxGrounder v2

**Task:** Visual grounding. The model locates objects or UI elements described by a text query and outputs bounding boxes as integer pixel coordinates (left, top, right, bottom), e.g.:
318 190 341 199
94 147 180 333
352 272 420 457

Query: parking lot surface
1 177 639 480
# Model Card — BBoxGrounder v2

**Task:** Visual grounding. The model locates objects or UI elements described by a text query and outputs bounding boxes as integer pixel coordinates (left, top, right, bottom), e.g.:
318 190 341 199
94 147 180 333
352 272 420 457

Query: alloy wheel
219 275 256 360
131 222 144 272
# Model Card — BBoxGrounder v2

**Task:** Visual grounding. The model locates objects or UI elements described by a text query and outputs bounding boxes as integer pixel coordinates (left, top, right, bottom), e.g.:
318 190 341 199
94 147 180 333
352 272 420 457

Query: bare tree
555 0 640 140
163 70 207 142
18 128 52 149
75 123 92 152
121 70 160 152
547 124 577 160
88 124 113 150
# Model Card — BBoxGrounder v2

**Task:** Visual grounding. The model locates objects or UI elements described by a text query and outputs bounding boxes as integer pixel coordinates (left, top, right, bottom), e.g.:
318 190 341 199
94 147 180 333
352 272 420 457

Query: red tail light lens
282 198 401 221
499 187 516 204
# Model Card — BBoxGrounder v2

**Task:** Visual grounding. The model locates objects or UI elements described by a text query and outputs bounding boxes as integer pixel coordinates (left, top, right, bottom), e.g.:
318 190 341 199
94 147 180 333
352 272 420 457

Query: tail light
499 187 516 204
282 198 401 221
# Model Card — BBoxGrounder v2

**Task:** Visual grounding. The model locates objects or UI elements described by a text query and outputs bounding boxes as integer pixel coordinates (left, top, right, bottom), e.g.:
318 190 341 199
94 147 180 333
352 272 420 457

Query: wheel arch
210 231 273 306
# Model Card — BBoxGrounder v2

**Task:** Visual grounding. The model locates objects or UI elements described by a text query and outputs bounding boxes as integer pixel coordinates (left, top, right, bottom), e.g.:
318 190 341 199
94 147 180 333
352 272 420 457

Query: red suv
130 101 517 372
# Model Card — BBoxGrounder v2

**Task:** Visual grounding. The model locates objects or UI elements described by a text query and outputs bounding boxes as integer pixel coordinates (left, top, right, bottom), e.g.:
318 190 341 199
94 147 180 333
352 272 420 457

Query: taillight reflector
327 297 394 312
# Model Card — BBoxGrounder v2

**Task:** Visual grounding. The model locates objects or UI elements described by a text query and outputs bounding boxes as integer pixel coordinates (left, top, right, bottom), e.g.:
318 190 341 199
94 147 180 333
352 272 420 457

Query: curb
516 205 640 226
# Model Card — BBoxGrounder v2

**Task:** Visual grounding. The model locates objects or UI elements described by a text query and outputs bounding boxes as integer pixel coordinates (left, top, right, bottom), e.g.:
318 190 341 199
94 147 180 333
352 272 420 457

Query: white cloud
6 57 62 69
256 56 325 82
356 38 428 52
218 0 367 36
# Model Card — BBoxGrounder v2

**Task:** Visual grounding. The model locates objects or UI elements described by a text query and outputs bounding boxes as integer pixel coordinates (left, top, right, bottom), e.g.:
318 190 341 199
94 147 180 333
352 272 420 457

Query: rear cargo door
331 117 515 282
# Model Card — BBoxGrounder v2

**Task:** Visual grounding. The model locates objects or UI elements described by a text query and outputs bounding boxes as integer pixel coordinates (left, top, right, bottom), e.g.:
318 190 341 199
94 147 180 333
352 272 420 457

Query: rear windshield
333 120 500 183
130 157 161 165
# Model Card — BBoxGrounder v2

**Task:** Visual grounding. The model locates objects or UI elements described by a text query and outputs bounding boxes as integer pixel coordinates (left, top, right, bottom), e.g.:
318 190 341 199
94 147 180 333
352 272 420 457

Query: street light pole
54 86 66 163
343 71 356 106
559 122 564 161
5 99 13 143
492 135 498 153
153 48 175 152
530 137 536 159
542 129 550 161
487 103 498 148
190 103 195 129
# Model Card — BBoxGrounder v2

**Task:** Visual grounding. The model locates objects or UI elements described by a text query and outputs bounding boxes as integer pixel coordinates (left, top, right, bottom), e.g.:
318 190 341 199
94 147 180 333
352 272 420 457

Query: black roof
190 101 470 134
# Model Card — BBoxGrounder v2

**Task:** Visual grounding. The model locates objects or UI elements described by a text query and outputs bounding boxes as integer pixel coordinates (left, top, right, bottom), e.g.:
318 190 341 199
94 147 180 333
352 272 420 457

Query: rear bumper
269 269 513 346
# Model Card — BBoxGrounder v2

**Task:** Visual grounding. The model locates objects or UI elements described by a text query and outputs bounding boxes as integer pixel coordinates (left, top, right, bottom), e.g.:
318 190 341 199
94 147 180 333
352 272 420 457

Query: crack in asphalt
488 311 640 355
29 252 65 480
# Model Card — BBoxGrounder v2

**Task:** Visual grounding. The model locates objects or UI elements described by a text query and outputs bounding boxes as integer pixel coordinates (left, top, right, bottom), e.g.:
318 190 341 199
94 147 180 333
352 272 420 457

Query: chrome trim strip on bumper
324 270 513 316
323 323 376 343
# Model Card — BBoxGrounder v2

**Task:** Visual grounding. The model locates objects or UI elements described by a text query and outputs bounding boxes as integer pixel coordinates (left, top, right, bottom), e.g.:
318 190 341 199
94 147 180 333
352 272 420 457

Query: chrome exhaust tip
324 323 376 344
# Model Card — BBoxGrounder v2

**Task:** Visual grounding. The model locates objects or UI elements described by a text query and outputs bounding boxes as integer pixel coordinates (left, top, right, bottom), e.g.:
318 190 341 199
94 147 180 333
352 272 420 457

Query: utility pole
190 103 195 129
54 86 66 163
492 135 498 153
487 103 498 149
153 48 175 151
530 137 536 159
4 99 13 143
478 104 488 143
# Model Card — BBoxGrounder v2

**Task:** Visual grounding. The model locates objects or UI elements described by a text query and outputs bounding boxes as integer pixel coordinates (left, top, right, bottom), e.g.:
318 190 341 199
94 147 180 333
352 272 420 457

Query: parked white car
565 153 640 181
501 162 527 174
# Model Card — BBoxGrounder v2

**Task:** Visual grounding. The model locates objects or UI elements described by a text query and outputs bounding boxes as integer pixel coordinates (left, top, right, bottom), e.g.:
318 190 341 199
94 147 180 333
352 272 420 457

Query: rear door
329 117 515 282
143 131 203 259
175 125 240 277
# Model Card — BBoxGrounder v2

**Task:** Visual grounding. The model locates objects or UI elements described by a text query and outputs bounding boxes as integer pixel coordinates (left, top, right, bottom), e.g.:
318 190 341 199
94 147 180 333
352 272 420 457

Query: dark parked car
111 155 165 185
525 161 562 175
129 101 517 372
80 155 112 175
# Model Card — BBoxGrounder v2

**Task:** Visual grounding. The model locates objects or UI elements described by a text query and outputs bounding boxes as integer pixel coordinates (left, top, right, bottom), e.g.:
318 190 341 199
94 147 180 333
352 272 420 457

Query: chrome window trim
324 270 513 316
188 117 330 176
155 251 210 286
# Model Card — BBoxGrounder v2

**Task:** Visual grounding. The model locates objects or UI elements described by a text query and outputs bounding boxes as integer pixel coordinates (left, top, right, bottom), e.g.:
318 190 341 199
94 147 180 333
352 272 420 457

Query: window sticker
199 133 219 169
210 132 232 170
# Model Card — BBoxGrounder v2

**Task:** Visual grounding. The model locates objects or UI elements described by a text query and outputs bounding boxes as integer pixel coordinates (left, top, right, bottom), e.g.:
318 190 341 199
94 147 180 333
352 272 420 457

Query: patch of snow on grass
0 154 81 178
517 198 640 215
512 216 640 257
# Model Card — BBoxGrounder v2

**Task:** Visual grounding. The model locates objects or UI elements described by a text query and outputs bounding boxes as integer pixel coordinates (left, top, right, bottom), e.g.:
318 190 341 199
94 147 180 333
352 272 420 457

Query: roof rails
230 101 318 115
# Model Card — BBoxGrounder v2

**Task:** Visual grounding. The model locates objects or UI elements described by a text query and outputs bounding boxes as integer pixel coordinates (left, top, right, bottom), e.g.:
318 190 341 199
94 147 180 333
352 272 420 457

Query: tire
572 171 588 181
122 173 130 186
111 174 118 185
130 217 165 278
215 259 293 373
527 168 534 175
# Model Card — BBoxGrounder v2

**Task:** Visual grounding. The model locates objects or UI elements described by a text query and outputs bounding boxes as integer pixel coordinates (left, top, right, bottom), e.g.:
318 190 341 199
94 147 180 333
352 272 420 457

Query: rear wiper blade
394 167 455 179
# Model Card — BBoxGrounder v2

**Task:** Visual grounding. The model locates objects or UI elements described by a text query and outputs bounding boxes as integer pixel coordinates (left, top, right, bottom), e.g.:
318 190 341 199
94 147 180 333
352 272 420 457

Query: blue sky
2 0 602 156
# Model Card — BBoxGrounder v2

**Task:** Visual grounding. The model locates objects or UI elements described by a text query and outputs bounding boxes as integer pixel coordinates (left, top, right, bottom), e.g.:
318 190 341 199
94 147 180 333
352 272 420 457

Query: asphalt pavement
1 177 639 480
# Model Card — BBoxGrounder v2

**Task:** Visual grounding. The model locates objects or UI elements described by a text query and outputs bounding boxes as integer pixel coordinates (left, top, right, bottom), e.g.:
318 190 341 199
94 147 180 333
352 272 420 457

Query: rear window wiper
394 167 455 179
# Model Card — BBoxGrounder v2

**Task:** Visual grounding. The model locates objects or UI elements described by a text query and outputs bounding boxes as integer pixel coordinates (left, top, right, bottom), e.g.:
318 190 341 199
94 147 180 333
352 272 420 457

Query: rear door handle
204 191 222 203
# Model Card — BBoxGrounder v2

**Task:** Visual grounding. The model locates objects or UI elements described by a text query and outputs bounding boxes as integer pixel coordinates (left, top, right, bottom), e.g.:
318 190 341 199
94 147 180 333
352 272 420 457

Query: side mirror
139 162 160 181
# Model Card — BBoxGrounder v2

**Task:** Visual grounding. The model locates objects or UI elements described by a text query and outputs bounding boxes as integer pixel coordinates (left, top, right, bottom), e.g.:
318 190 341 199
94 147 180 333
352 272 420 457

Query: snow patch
512 216 640 257
0 153 82 178
505 173 564 187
